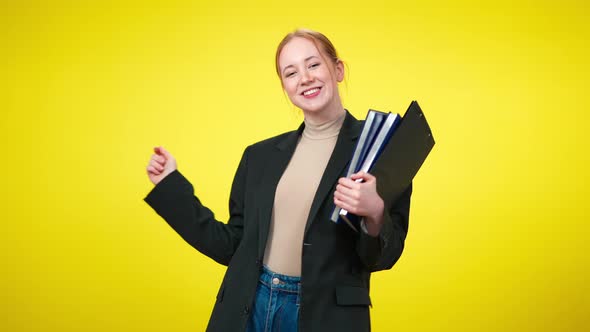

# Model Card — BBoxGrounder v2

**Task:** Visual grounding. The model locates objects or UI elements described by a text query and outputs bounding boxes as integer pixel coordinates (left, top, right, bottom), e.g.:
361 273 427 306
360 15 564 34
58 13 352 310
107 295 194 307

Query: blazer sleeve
355 182 412 272
143 147 249 266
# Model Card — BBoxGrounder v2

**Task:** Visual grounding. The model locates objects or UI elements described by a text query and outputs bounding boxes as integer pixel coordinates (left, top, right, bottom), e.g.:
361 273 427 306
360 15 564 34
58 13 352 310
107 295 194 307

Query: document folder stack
331 101 435 232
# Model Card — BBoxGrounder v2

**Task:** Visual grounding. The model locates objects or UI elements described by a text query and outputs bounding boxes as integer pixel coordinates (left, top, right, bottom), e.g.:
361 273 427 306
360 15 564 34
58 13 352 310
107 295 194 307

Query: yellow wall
2 0 588 331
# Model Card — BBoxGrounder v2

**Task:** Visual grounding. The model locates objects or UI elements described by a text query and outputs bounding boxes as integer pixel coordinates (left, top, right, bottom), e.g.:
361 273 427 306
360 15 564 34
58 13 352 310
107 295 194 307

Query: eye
285 72 296 78
309 63 320 69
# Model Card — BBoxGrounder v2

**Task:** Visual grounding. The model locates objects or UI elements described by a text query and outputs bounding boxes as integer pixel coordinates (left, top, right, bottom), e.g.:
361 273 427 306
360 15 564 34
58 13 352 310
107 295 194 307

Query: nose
300 70 313 84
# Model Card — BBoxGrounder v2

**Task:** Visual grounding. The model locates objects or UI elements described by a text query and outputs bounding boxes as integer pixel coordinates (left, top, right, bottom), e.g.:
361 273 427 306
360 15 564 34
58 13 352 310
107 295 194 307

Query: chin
296 99 331 114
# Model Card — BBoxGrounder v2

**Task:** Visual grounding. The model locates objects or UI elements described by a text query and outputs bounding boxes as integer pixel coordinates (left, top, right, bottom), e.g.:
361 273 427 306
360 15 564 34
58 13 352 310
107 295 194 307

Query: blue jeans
246 265 301 332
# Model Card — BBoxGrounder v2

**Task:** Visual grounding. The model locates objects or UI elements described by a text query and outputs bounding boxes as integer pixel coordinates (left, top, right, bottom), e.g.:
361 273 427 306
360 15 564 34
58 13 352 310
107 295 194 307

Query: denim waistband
259 265 301 293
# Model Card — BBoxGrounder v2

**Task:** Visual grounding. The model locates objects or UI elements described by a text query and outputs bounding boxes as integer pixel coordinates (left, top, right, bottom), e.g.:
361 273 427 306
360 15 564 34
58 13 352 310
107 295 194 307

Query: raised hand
146 146 177 185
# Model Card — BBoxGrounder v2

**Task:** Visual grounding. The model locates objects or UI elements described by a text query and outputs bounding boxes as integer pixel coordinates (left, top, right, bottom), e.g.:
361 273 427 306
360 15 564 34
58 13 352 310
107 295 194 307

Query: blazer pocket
335 286 372 307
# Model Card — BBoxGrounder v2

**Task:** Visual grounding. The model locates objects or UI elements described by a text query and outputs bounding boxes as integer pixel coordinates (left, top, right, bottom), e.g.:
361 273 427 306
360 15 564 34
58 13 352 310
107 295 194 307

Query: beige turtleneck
263 112 346 277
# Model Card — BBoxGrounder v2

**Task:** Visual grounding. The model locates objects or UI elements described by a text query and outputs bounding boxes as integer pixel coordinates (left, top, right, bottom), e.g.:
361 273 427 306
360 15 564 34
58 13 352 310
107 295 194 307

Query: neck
302 110 345 140
302 100 346 126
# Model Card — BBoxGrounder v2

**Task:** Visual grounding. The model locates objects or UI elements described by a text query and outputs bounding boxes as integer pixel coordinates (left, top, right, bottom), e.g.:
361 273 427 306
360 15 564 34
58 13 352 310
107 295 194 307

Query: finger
334 189 358 207
350 171 374 182
334 196 358 215
154 146 172 160
338 177 361 190
151 154 166 164
147 165 162 175
150 160 164 171
351 173 377 186
150 156 164 168
335 183 360 200
362 172 376 182
350 171 364 180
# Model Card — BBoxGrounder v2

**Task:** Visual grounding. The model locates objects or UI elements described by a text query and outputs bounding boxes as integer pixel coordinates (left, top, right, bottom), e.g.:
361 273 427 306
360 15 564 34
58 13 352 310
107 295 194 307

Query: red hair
275 29 341 79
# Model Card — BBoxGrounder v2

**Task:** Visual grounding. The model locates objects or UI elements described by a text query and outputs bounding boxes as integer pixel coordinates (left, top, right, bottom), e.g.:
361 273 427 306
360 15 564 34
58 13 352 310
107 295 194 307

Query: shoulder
252 130 296 148
244 129 299 154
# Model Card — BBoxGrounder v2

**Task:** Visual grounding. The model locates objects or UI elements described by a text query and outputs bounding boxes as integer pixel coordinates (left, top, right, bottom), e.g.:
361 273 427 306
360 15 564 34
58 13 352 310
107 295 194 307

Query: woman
144 29 412 332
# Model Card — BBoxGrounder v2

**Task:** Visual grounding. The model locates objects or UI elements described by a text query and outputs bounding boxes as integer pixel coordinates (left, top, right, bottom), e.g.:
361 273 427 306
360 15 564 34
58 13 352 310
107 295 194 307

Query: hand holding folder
331 101 435 232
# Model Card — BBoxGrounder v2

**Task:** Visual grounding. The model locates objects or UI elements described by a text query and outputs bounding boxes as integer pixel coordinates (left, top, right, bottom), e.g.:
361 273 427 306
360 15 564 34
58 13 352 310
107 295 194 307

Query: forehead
278 37 322 70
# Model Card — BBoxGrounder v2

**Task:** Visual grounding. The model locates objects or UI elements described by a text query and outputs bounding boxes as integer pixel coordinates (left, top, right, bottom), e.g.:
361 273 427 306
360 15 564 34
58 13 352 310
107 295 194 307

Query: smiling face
278 37 344 119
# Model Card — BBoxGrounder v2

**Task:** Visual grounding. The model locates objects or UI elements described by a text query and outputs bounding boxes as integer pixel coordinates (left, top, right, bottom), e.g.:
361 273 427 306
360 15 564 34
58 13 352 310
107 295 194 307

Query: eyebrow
282 55 320 74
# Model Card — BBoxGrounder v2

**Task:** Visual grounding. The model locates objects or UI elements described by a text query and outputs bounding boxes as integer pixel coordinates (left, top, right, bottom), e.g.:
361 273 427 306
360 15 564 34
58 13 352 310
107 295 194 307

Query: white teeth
303 88 320 96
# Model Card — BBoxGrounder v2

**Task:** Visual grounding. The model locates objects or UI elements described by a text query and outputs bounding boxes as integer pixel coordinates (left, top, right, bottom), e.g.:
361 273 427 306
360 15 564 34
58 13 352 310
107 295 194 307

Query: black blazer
144 110 412 332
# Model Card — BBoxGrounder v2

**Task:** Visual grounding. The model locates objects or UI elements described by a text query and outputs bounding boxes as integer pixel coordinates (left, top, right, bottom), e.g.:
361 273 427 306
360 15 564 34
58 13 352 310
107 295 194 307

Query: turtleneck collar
302 111 346 140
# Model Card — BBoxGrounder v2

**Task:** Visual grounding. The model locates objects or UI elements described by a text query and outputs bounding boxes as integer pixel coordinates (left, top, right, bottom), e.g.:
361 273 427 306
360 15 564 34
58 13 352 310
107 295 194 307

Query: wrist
363 199 385 237
367 197 385 223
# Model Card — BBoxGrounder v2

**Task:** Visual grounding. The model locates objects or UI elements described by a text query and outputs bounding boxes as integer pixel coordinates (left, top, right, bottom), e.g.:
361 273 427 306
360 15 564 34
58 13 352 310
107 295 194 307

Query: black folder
371 101 435 208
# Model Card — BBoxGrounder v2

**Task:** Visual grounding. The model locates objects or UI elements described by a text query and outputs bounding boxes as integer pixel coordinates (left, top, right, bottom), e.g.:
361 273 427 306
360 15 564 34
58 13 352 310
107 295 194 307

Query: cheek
284 82 298 97
322 70 336 87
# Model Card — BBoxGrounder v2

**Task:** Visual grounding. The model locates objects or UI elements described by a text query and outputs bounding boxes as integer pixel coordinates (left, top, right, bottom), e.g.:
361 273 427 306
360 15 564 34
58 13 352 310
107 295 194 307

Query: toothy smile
302 87 321 96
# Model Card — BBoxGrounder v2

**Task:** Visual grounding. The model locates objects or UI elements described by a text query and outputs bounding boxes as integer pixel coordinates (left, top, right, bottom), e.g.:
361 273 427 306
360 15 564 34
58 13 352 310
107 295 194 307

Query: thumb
351 171 374 183
154 146 172 160
350 171 366 181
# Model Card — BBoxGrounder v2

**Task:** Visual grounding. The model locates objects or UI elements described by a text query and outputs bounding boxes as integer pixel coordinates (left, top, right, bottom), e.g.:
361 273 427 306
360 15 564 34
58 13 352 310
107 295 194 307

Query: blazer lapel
256 127 301 259
256 111 363 259
304 111 362 236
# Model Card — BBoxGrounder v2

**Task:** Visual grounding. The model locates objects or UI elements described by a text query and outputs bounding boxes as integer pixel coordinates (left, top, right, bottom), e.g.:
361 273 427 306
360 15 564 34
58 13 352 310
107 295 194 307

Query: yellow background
2 0 588 331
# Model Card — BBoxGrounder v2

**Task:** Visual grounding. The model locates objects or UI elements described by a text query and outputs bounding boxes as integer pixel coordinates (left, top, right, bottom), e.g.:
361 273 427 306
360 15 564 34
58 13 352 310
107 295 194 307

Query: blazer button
243 305 250 315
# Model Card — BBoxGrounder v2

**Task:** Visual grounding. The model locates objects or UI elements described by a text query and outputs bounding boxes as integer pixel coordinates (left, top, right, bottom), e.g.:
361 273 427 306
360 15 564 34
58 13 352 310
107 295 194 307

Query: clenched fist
146 146 177 185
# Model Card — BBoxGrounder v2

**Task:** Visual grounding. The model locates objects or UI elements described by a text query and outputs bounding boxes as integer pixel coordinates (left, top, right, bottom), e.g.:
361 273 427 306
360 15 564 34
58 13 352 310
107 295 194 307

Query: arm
355 182 412 272
143 147 250 266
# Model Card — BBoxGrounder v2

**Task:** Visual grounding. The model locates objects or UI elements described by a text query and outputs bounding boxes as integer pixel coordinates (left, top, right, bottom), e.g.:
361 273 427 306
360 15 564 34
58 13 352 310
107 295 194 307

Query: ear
335 59 345 82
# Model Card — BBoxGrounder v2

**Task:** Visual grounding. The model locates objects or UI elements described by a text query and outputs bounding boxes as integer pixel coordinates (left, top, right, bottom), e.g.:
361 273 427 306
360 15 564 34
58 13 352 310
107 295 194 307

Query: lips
301 87 321 98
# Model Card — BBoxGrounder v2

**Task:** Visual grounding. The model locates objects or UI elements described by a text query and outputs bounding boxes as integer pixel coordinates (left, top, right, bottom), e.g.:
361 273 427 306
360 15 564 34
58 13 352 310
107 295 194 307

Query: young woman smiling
144 29 412 332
